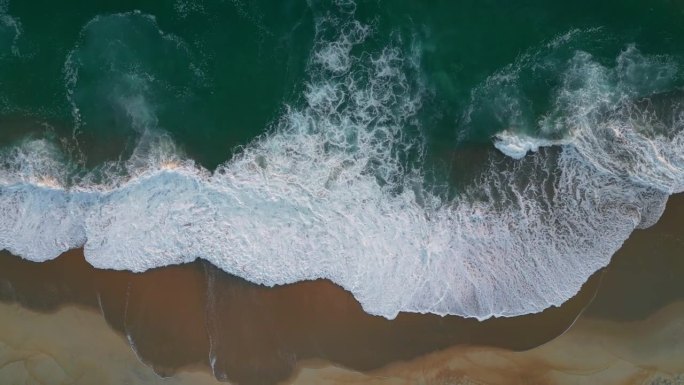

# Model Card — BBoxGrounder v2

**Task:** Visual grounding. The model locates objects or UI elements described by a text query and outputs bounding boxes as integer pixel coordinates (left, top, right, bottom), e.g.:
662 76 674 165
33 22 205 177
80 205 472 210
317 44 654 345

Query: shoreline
0 301 223 385
0 194 682 384
286 300 684 385
1 299 683 385
0 249 602 384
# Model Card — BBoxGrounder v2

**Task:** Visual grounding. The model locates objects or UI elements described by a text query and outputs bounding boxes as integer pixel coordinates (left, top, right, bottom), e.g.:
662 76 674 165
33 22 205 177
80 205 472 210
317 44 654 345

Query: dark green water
2 0 683 169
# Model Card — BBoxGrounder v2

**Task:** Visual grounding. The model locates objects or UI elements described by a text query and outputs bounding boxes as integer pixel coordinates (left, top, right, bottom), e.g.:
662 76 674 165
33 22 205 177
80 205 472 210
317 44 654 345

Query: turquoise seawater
1 0 683 319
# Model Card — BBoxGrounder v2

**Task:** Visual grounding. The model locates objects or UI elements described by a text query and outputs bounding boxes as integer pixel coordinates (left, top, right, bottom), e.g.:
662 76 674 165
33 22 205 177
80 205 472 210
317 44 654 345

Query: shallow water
0 249 600 384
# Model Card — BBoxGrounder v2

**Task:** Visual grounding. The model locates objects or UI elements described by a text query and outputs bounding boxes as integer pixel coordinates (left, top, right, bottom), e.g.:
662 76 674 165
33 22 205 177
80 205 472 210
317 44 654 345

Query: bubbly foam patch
493 131 570 159
64 11 205 138
1 8 683 320
491 45 684 195
0 0 21 58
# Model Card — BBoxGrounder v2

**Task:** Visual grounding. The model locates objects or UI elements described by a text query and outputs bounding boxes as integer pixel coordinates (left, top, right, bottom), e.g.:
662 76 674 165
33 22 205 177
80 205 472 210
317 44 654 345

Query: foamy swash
1 10 683 320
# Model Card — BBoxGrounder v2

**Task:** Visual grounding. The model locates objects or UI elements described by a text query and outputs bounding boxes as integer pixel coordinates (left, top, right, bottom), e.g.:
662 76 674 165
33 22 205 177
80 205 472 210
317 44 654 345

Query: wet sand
0 194 682 384
288 301 684 385
0 251 600 384
2 299 682 385
0 302 223 385
586 193 684 321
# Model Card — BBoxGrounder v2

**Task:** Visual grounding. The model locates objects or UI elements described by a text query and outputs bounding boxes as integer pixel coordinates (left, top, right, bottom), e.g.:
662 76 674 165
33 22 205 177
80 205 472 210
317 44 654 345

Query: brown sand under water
0 251 600 384
288 301 684 385
2 297 683 385
0 194 682 385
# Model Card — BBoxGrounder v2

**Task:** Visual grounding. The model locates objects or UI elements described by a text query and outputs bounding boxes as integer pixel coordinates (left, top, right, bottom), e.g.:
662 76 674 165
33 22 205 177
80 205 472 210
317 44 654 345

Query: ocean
0 1 683 383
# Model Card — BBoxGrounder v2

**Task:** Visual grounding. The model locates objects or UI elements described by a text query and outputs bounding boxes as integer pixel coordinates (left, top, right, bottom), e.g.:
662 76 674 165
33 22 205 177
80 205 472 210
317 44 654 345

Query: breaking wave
1 6 683 320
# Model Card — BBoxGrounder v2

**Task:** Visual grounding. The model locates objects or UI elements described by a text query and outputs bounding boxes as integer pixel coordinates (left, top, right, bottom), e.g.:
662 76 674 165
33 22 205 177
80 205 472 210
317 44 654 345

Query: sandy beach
0 294 682 385
0 194 682 384
0 249 600 384
287 301 684 385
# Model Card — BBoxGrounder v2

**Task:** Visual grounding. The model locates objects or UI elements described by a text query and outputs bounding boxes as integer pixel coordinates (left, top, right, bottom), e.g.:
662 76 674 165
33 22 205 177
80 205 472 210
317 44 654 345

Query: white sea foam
493 131 570 159
1 8 683 320
174 0 205 19
63 11 203 138
0 0 21 58
493 46 684 195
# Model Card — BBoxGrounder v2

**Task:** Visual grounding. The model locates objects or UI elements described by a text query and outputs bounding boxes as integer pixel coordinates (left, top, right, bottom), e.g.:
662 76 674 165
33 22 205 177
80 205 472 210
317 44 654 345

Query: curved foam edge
0 141 674 321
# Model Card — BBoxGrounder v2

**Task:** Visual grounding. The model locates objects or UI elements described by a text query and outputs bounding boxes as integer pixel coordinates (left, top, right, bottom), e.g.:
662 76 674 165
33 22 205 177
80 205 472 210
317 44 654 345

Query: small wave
493 131 569 159
489 44 684 195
